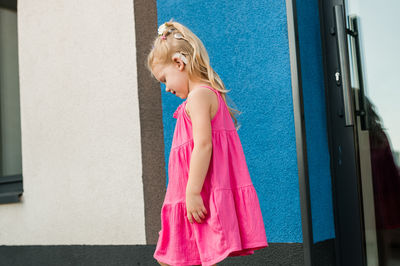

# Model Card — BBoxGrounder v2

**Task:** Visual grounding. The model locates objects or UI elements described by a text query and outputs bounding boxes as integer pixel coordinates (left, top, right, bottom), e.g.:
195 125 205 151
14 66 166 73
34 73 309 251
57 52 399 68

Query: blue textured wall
157 1 302 243
295 0 335 242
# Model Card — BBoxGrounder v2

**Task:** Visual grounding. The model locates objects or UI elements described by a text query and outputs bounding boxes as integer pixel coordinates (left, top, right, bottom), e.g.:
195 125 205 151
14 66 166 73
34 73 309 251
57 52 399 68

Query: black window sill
0 174 23 204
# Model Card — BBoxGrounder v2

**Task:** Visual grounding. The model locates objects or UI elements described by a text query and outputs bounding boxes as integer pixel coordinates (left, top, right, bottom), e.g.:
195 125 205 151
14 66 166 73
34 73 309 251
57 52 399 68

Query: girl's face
152 58 189 99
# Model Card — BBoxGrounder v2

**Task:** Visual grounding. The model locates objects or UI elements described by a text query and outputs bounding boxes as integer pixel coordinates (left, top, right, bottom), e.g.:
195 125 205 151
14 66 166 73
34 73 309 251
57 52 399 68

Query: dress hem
153 241 268 266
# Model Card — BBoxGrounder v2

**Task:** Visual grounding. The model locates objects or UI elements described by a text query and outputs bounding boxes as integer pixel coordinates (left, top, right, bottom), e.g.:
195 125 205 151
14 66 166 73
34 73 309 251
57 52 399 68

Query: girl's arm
185 88 213 195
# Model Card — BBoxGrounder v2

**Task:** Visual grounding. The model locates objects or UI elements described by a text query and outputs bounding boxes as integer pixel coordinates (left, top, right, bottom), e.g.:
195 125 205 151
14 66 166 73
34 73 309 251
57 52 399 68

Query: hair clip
174 32 184 39
172 52 188 65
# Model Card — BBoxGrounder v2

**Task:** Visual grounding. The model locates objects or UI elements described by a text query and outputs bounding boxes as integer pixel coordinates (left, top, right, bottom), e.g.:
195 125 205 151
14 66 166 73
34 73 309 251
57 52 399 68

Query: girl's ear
172 56 185 71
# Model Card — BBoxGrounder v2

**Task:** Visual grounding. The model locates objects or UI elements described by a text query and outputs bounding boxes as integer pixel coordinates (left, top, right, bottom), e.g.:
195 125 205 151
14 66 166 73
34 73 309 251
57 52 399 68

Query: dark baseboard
0 243 304 266
313 238 337 266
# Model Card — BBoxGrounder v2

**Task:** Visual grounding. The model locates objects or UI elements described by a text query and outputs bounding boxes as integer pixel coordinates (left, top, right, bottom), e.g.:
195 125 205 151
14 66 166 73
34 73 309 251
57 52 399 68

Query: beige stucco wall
0 0 145 244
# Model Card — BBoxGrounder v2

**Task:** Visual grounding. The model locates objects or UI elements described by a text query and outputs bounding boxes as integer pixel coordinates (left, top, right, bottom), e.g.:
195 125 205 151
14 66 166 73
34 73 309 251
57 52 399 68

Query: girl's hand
185 191 208 224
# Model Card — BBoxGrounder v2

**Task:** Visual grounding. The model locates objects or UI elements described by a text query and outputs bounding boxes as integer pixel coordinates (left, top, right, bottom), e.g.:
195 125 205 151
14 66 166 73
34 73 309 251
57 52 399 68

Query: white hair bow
158 23 167 36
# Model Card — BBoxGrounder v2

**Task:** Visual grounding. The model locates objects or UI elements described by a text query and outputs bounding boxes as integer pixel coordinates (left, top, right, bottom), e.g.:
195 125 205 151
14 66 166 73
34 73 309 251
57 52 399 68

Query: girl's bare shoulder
185 87 218 120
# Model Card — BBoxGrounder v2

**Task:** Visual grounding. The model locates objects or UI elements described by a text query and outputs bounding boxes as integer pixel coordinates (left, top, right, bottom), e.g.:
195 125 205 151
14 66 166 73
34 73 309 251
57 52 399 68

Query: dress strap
199 85 221 98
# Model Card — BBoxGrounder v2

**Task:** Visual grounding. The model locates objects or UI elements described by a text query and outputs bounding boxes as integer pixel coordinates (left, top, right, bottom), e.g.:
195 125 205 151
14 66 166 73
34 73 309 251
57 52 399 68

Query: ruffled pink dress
153 85 268 266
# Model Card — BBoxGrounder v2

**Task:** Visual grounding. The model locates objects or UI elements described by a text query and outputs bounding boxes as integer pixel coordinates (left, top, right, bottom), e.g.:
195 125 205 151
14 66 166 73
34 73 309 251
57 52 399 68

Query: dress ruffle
154 185 268 266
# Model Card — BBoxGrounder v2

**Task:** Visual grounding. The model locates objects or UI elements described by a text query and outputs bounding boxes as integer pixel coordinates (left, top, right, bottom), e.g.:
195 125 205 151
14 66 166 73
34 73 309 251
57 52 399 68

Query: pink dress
153 85 268 266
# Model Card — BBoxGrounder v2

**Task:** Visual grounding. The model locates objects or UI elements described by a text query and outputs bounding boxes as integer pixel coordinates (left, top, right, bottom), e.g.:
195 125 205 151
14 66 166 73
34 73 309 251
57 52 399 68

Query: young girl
147 20 268 266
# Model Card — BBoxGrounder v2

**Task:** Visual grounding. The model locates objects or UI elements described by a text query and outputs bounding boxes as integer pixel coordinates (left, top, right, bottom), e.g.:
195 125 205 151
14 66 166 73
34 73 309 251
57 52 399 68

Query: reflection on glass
345 0 400 265
366 97 400 266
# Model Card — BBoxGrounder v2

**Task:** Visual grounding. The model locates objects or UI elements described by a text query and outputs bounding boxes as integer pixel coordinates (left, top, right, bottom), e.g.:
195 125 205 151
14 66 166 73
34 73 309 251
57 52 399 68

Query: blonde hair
146 19 241 130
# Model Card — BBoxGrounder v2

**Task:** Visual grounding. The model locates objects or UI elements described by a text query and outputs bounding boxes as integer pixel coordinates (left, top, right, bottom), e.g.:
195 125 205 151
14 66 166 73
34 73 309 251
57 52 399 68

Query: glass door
344 1 400 265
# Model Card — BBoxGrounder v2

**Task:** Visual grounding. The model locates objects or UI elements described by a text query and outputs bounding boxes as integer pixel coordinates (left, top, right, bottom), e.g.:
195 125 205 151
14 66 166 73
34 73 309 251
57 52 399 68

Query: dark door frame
318 0 367 265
